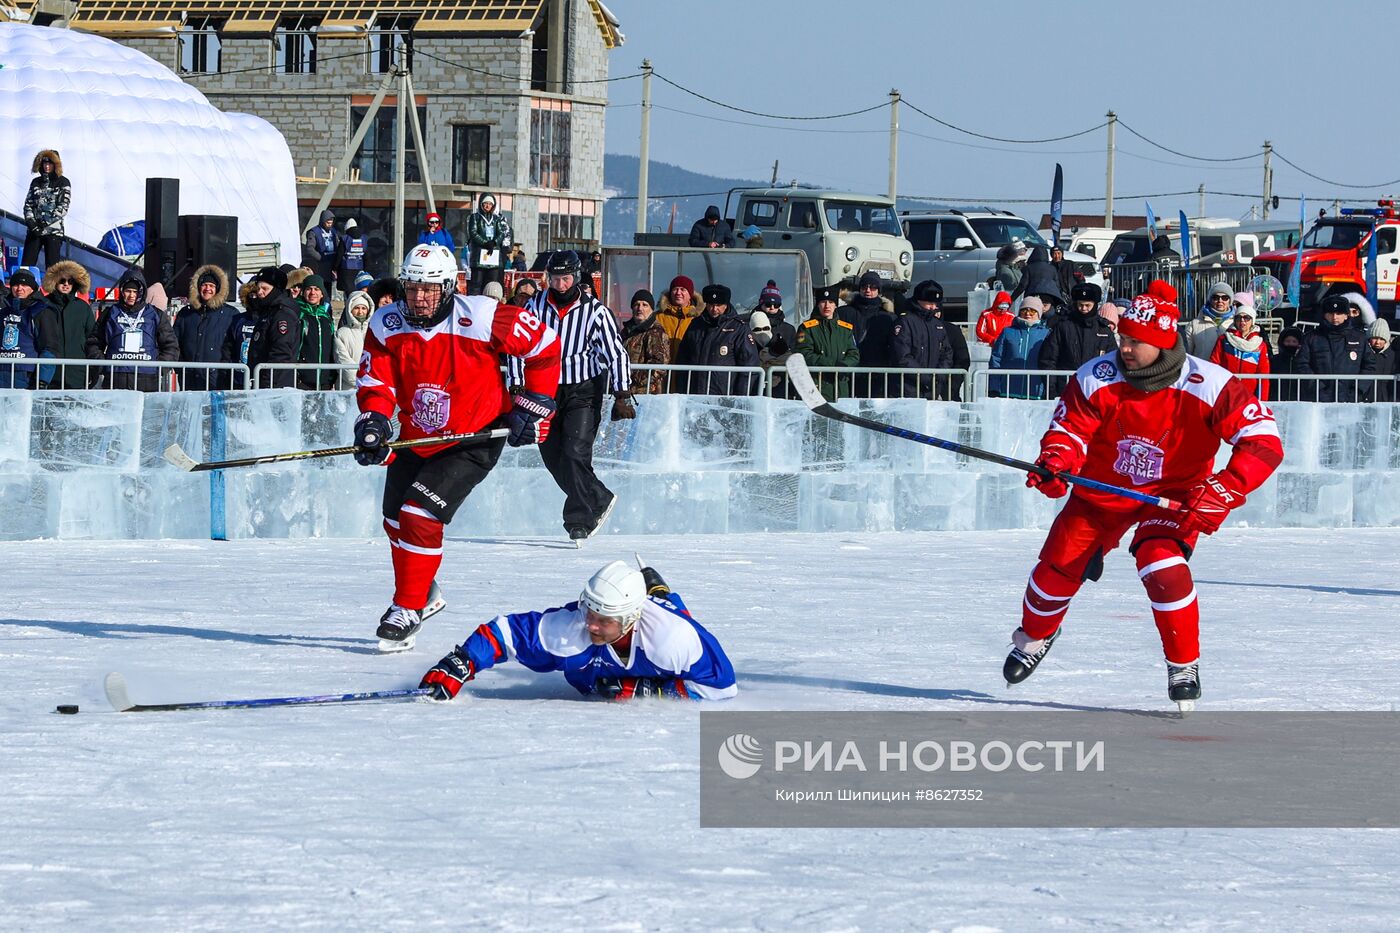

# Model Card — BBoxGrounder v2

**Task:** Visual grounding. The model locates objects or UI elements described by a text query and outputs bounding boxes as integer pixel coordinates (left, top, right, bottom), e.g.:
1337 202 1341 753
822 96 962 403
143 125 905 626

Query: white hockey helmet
579 560 647 630
399 244 458 325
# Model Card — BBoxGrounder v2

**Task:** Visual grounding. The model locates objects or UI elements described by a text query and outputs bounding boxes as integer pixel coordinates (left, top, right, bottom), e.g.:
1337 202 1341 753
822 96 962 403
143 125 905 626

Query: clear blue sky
601 0 1400 223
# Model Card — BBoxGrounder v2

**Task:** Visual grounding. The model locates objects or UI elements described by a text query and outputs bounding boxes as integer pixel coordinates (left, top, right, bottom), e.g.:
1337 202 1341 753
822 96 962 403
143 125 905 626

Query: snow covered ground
3 528 1398 931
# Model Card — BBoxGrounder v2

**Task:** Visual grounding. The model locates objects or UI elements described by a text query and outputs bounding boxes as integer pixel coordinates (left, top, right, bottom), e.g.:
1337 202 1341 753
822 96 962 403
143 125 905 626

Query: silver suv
901 209 1104 315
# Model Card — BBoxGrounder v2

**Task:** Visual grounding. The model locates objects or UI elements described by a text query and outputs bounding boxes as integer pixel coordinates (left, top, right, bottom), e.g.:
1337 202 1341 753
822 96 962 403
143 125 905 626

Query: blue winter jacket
989 317 1050 399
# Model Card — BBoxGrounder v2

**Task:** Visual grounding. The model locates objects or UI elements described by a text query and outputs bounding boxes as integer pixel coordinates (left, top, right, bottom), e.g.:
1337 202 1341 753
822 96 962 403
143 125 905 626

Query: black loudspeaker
173 215 238 297
144 177 180 286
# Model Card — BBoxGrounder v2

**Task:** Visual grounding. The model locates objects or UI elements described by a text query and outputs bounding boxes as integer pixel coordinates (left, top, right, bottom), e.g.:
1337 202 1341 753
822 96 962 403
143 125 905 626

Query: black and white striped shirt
507 291 631 392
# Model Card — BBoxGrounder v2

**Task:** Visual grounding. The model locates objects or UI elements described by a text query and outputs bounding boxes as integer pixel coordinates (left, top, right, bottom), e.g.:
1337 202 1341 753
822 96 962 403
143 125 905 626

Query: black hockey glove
594 676 667 702
610 390 636 421
420 648 476 701
353 411 393 466
507 389 556 447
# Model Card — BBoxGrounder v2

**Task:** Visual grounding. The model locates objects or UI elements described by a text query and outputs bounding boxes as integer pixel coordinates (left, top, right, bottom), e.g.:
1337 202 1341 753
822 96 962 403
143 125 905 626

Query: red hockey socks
1135 539 1199 665
385 502 444 611
1021 561 1081 640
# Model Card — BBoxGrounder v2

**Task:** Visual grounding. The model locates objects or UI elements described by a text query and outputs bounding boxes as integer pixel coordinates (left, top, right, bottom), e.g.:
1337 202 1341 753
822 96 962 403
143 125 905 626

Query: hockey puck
56 705 79 715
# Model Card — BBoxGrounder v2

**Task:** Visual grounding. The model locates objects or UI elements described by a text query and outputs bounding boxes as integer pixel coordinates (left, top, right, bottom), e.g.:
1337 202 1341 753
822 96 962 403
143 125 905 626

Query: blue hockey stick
784 356 1184 511
104 672 433 713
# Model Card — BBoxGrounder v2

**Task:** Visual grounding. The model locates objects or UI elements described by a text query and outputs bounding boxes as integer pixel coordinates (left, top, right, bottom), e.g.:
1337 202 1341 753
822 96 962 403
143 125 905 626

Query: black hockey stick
163 427 510 472
784 355 1184 510
103 672 432 713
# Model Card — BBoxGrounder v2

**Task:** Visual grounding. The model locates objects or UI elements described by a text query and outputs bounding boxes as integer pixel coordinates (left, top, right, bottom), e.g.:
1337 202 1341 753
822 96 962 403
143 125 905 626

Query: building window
451 125 491 187
351 104 426 183
530 106 571 190
368 14 413 74
276 16 318 74
537 211 595 253
179 17 222 74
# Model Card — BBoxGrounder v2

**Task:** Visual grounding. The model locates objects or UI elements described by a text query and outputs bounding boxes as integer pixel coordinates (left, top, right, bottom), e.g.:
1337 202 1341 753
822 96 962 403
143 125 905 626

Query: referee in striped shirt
507 250 633 542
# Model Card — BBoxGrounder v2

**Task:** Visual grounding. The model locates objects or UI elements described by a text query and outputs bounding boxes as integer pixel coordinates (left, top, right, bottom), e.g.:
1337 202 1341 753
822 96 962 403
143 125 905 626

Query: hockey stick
164 427 510 473
103 672 432 713
784 356 1184 510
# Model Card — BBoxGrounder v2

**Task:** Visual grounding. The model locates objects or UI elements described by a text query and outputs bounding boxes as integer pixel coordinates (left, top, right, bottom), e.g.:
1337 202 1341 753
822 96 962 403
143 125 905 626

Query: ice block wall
1 389 1397 539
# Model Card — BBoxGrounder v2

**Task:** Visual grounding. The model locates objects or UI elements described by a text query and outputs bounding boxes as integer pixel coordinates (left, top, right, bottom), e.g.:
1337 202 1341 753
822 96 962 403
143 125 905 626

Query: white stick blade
104 672 134 711
162 444 200 472
782 354 826 409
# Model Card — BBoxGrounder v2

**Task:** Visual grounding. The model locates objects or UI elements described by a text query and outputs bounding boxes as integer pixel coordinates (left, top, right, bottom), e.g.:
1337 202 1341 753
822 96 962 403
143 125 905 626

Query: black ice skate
376 605 423 653
567 493 618 548
1003 627 1061 685
421 580 446 621
1167 661 1201 714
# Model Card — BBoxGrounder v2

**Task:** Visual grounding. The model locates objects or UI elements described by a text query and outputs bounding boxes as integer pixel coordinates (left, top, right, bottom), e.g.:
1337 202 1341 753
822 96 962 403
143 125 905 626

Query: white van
1102 219 1302 268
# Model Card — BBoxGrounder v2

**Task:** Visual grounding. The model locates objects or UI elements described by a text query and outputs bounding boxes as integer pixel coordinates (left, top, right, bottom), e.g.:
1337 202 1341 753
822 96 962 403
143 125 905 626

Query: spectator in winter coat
891 280 955 400
1342 292 1377 332
367 276 404 309
975 291 1016 345
417 212 457 257
1151 234 1182 268
622 289 670 395
992 245 1022 292
294 274 339 389
674 283 759 395
688 205 735 249
509 243 529 271
1182 283 1235 358
334 218 367 300
797 287 860 401
1271 326 1306 402
1296 294 1375 402
246 266 302 388
1209 293 1270 400
335 290 374 368
285 267 311 304
754 284 800 397
989 297 1050 399
1011 246 1065 309
1038 280 1119 396
510 278 538 306
932 294 971 401
22 149 71 269
87 268 179 391
224 284 258 373
1362 319 1395 403
1050 246 1082 300
838 271 896 344
303 210 340 286
466 196 511 295
32 260 93 389
175 265 239 389
0 268 43 388
656 275 703 357
1098 301 1122 333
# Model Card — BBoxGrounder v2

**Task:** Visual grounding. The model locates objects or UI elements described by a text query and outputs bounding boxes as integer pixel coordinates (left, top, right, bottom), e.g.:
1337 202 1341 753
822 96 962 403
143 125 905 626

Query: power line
413 47 641 85
650 103 886 135
1116 120 1260 163
1271 151 1400 190
210 48 368 77
902 99 1108 144
651 70 890 121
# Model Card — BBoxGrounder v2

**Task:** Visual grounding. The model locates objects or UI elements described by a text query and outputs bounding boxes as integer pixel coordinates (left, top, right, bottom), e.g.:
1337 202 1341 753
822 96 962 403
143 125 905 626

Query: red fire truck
1253 200 1400 316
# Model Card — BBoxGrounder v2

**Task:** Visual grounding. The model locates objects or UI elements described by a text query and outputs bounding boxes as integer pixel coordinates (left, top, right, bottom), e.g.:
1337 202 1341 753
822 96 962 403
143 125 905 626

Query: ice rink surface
3 528 1397 931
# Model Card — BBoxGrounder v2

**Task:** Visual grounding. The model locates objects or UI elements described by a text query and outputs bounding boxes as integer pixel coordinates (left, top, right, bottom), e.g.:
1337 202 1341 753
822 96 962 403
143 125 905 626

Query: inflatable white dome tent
0 23 299 267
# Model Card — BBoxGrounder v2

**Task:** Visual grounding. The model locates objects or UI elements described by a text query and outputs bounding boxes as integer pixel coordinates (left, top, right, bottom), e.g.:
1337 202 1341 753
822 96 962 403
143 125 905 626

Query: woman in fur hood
174 264 239 389
23 149 71 268
335 289 374 366
34 260 93 389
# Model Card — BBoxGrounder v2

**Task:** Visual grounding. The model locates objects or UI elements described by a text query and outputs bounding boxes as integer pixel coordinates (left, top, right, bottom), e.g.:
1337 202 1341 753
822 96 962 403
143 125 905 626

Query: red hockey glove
507 389 556 447
1179 473 1247 536
1026 445 1074 499
420 649 476 701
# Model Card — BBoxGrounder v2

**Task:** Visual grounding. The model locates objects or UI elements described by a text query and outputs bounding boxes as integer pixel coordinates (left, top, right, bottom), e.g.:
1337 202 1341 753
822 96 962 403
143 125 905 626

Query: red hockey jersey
357 295 560 453
1042 351 1283 508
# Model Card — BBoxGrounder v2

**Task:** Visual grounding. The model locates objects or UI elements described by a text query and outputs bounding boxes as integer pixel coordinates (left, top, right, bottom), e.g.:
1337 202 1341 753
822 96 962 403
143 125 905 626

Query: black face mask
549 284 581 306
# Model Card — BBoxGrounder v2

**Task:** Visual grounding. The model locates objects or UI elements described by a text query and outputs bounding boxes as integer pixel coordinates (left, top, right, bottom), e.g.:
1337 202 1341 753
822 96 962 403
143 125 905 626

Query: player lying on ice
420 559 738 702
1009 281 1283 711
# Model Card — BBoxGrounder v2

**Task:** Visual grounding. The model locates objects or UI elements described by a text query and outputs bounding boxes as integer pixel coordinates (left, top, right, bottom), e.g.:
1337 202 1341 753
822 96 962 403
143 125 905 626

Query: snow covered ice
3 528 1398 930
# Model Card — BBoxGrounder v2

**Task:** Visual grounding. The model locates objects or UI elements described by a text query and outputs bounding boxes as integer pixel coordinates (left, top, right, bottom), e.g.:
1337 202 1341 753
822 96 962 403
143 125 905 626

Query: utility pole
1104 110 1116 227
1262 140 1274 220
636 59 652 237
1198 184 1206 218
393 55 407 261
888 89 900 203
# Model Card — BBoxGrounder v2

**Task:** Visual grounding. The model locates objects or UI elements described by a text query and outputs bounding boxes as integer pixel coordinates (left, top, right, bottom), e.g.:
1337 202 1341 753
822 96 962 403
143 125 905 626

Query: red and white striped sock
389 503 444 611
1020 561 1080 640
1135 541 1199 665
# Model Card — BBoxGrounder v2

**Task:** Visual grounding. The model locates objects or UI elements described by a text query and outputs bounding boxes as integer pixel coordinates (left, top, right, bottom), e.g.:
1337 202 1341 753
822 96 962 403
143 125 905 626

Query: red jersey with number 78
1042 351 1283 509
356 294 560 454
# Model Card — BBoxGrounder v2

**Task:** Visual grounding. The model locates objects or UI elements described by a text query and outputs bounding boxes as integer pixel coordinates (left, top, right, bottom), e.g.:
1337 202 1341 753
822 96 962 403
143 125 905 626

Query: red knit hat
669 275 695 295
1119 292 1181 350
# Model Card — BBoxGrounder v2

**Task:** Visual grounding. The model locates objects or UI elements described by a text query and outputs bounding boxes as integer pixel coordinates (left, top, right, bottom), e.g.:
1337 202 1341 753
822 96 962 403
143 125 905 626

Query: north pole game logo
1113 437 1165 485
411 386 452 433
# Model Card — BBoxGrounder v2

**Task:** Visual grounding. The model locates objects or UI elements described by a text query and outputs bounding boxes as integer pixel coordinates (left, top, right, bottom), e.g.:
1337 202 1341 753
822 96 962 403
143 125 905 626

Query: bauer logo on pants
411 386 451 433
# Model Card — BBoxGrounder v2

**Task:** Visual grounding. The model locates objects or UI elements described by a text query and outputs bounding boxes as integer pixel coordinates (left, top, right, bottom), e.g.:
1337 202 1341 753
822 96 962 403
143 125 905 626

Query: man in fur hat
175 265 239 389
23 150 71 269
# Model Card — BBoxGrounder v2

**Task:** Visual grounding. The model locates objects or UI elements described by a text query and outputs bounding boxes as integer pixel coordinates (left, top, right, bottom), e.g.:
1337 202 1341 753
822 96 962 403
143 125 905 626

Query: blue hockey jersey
456 590 737 701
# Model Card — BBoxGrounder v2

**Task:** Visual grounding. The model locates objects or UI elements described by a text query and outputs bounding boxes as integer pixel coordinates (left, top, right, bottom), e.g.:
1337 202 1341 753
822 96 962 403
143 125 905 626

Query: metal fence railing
252 363 359 390
775 366 970 401
1259 374 1398 403
970 368 1076 401
626 364 769 397
0 357 250 391
1105 262 1260 313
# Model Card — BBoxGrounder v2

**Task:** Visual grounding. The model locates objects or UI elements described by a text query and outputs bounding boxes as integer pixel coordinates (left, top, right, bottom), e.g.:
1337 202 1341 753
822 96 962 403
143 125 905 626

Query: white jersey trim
632 600 705 675
538 605 592 657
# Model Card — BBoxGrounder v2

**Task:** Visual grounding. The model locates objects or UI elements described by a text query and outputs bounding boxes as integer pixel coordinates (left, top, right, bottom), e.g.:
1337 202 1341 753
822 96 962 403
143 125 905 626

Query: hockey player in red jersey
1008 281 1283 709
355 245 561 651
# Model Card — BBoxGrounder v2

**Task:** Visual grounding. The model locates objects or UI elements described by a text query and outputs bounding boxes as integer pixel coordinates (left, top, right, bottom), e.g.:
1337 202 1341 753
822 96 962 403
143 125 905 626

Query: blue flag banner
1050 163 1064 249
1287 196 1305 307
1366 220 1379 306
1146 202 1159 244
1179 210 1194 313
